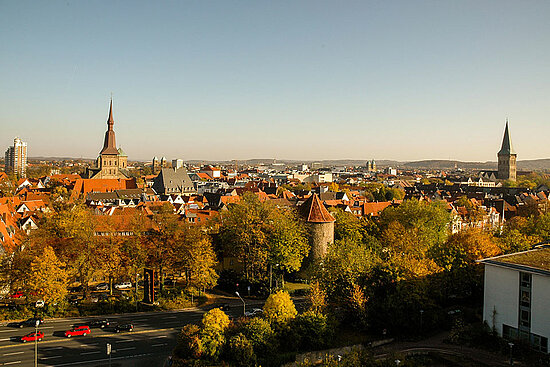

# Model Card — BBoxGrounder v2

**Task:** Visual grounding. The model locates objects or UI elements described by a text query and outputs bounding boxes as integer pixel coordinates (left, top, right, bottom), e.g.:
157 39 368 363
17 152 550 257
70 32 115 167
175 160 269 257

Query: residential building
4 137 27 178
480 248 550 353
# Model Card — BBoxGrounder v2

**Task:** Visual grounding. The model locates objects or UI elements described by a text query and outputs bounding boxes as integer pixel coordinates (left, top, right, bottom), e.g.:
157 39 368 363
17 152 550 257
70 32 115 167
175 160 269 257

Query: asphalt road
0 299 265 367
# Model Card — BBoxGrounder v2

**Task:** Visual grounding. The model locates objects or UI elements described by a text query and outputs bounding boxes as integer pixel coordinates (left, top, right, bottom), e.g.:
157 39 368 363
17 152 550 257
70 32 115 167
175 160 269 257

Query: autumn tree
26 246 68 303
219 193 308 281
200 308 230 359
262 290 297 324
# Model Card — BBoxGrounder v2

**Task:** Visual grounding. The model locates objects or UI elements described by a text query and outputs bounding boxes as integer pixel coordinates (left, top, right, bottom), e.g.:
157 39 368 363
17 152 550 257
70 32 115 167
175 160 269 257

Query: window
521 273 531 288
521 290 530 307
503 324 518 340
520 309 530 328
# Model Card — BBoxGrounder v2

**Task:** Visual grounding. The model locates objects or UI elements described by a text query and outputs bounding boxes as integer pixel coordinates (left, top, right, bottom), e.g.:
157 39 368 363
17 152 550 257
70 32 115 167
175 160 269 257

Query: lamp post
395 360 401 367
235 291 246 316
34 319 39 367
508 342 514 366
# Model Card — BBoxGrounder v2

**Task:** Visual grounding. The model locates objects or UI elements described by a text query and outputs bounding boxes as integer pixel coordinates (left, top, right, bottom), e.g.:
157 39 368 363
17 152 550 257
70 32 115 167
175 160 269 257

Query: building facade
4 137 27 178
85 100 128 179
497 121 517 181
480 248 550 353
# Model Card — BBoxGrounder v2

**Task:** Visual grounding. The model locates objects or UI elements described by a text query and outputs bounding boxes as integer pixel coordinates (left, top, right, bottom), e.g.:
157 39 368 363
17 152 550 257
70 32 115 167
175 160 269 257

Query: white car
35 300 45 308
114 282 132 290
244 308 263 317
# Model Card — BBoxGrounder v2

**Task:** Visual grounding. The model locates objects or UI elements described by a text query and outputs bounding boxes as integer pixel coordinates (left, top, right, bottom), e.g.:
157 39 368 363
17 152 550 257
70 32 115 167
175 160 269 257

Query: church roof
117 147 127 157
298 194 335 223
100 99 119 155
498 121 516 156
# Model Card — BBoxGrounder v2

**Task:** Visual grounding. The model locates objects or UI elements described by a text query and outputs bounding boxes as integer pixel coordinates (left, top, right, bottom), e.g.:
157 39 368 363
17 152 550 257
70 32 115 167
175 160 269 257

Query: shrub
227 333 256 367
292 310 334 350
263 290 297 324
243 317 276 355
174 324 203 359
200 308 230 359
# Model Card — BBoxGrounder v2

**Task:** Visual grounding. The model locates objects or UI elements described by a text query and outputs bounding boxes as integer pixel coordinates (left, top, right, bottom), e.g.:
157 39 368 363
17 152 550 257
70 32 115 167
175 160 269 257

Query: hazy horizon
2 1 550 162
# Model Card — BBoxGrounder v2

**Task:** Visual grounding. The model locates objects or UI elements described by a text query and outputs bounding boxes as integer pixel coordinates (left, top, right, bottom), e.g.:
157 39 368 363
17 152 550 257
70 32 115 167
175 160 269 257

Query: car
65 325 91 338
9 291 24 299
219 303 231 311
244 308 263 317
86 319 110 329
114 281 132 290
95 283 109 291
114 323 134 333
69 285 84 293
21 331 44 343
35 300 45 308
13 318 44 328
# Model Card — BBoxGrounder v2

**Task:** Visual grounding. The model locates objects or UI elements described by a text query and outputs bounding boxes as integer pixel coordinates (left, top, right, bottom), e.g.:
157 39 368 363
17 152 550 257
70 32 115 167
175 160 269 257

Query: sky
1 0 549 162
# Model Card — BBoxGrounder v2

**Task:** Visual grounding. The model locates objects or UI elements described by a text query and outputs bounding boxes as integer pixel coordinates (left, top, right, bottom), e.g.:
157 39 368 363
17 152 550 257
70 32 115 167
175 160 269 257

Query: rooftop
480 247 550 275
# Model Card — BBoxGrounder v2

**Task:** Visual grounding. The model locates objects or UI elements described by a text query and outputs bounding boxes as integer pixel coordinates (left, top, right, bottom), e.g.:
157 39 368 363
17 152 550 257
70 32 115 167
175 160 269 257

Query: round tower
298 194 335 263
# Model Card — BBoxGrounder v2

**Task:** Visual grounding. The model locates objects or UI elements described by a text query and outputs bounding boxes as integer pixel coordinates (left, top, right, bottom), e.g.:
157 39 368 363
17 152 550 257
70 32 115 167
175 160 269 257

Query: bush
263 290 297 324
243 317 276 355
174 324 203 360
292 310 334 350
200 308 230 360
226 333 256 367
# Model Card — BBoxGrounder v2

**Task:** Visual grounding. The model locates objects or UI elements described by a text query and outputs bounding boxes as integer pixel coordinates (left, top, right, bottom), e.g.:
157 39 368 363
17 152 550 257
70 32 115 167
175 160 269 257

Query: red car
65 326 91 338
9 291 24 299
21 331 44 343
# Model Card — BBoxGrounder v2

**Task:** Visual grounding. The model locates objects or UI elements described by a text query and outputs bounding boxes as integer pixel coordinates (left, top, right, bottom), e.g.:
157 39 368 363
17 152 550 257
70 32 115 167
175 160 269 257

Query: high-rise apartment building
4 137 27 177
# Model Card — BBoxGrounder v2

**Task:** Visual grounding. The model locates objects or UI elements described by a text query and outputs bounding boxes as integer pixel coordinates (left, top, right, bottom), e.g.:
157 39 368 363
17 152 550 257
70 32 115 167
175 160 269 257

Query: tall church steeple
497 120 517 181
100 99 119 155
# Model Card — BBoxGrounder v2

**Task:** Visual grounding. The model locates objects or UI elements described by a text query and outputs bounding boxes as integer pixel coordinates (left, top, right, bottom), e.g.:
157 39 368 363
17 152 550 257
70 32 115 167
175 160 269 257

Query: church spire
100 98 119 155
498 119 516 156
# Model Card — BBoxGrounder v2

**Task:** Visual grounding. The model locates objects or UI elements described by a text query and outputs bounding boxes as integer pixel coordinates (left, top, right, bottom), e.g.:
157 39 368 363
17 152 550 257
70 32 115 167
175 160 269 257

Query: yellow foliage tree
262 290 297 324
26 246 68 304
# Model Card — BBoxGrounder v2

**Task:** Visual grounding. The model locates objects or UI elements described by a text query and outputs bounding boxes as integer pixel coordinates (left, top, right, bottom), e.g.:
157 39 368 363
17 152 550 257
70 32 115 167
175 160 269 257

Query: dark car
76 319 110 329
219 303 230 311
13 318 44 328
69 285 83 293
114 323 134 333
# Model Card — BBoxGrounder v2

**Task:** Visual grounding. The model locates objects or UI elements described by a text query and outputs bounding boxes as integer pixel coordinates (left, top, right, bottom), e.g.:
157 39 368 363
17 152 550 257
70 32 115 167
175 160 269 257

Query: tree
173 324 203 360
430 228 501 271
226 333 256 367
243 317 276 355
219 193 309 281
307 281 327 314
26 246 68 304
200 308 230 359
262 290 297 324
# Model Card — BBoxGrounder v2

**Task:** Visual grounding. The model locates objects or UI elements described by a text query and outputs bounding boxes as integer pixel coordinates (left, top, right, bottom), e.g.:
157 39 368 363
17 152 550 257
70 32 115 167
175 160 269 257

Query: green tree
243 317 276 355
227 333 256 367
262 290 297 324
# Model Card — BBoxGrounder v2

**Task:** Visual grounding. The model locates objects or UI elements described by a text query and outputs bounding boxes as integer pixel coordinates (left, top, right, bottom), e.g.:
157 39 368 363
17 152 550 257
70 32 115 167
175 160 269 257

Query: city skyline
1 1 550 162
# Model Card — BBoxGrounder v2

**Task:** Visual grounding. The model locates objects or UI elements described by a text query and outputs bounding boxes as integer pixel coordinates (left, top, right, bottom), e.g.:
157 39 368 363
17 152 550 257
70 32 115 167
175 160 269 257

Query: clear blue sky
1 0 549 162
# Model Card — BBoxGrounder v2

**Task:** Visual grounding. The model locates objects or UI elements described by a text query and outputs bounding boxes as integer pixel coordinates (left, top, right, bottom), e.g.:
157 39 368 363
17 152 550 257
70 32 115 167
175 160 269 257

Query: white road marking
116 346 136 352
164 316 178 319
0 337 13 341
40 356 63 360
4 351 24 356
116 339 134 343
151 335 167 339
81 351 101 355
151 343 168 347
4 361 22 365
43 346 63 350
81 342 100 347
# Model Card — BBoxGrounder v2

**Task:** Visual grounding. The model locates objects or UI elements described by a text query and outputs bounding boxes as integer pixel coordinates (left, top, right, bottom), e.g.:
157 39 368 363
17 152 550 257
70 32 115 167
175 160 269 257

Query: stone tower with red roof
298 193 335 263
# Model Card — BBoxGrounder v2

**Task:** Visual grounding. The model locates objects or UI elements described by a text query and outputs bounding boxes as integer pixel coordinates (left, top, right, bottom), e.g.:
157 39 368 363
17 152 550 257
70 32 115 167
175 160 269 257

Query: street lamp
395 360 401 366
34 319 39 367
508 342 514 366
235 291 246 316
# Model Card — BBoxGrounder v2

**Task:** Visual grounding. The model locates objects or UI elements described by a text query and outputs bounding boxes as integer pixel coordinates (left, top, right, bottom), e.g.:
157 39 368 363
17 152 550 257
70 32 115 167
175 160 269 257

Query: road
0 298 268 367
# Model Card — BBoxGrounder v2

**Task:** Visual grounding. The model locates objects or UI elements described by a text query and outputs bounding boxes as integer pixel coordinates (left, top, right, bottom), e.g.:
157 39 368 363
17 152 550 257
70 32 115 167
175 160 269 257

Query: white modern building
479 247 550 353
4 137 27 177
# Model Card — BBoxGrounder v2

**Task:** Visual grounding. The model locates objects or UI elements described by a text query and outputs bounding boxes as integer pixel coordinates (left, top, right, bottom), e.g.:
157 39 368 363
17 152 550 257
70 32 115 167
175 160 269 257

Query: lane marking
151 343 167 347
116 346 136 352
81 343 99 347
4 351 24 356
164 316 178 319
4 362 22 365
151 335 167 339
0 327 178 351
40 356 63 360
81 351 101 355
43 346 63 350
115 339 134 343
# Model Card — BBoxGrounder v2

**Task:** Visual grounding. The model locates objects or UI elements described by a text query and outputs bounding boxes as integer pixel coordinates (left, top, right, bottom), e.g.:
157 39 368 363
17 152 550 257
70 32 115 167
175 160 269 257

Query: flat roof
479 247 550 277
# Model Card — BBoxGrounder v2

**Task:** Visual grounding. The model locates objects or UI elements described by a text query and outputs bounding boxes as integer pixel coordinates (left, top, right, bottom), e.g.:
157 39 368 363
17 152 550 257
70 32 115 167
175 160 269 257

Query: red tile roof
298 194 335 223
